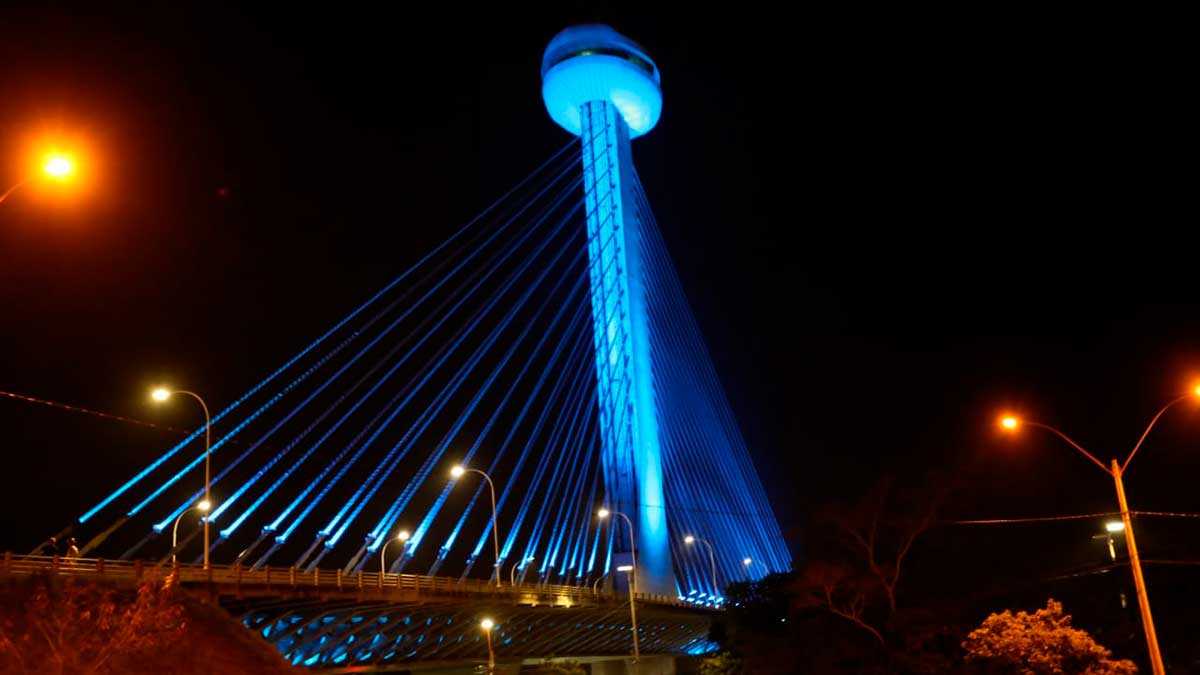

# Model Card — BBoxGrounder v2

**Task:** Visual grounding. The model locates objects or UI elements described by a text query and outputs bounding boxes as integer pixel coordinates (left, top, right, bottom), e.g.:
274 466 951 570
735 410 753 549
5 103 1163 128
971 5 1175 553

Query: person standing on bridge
38 536 60 557
65 537 80 558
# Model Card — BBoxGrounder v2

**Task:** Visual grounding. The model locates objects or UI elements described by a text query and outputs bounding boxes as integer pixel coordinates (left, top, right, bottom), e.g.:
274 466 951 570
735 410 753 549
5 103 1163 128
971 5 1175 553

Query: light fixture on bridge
596 508 610 519
450 464 465 478
742 557 752 566
616 565 634 573
480 617 497 673
381 528 412 575
197 499 212 512
1106 521 1126 533
149 386 214 570
999 415 1020 431
683 535 695 544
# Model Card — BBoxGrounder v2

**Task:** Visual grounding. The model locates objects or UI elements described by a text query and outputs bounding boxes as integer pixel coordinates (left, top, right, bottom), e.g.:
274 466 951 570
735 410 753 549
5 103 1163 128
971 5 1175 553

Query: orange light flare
998 414 1021 432
12 130 102 208
1192 383 1200 399
41 153 75 181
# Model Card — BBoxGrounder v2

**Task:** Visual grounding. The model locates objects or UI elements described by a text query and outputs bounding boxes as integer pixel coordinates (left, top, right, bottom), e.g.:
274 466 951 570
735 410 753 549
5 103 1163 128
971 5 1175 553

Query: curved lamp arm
1026 421 1110 474
1123 394 1193 472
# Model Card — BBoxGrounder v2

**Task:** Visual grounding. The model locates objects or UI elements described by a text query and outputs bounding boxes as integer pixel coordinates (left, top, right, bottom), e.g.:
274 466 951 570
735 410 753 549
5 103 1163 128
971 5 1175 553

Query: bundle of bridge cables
65 141 789 598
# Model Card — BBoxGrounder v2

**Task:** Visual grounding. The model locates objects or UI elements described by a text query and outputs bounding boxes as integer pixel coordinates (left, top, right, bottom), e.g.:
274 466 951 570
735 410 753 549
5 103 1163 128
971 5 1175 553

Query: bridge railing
0 553 689 608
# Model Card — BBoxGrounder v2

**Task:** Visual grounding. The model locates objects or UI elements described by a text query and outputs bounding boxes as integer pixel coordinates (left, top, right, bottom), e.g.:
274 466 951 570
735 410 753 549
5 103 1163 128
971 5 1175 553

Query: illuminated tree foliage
0 575 185 674
962 599 1137 674
0 574 294 674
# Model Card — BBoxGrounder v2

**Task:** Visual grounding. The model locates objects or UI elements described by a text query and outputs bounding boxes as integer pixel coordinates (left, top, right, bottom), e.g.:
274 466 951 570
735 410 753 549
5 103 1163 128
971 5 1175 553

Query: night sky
1 4 1195 582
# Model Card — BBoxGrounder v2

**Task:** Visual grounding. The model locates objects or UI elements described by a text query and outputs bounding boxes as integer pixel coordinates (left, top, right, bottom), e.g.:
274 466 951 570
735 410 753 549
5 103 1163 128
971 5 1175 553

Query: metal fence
0 553 689 608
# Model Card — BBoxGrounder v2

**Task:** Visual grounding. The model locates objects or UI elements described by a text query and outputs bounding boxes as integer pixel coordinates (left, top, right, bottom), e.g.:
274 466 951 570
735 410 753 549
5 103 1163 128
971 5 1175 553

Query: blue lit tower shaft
578 100 672 594
541 24 673 594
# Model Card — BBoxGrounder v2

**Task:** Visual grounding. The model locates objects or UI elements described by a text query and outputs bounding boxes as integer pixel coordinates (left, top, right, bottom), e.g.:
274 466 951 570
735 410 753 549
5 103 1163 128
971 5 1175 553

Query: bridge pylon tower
541 24 673 595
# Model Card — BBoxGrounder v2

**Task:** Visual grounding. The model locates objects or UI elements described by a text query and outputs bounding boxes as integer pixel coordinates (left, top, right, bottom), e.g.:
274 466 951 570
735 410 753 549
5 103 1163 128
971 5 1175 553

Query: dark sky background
0 4 1195 585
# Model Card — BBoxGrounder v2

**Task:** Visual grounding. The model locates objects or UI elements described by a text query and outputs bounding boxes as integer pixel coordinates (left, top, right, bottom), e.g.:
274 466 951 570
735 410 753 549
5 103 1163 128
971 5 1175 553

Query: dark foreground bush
0 574 293 674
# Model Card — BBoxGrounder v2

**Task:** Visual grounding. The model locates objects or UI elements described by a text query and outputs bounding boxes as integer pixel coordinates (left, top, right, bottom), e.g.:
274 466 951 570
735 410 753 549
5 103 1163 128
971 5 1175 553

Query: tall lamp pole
510 556 535 586
452 465 502 586
599 508 639 664
999 386 1200 675
380 530 411 575
480 618 497 674
170 500 211 564
152 388 212 569
684 535 718 595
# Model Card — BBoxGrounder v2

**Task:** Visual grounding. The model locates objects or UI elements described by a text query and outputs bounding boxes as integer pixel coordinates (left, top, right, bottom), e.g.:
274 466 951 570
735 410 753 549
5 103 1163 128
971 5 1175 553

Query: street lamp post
510 556 535 586
152 388 212 569
451 465 502 586
380 530 411 576
598 508 639 664
684 535 718 595
998 386 1200 675
592 570 610 596
171 500 211 564
480 617 496 674
617 564 640 665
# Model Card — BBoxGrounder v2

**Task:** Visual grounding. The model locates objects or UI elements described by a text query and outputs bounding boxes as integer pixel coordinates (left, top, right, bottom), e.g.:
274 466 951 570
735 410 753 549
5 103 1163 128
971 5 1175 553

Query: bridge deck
2 554 717 669
1 554 690 608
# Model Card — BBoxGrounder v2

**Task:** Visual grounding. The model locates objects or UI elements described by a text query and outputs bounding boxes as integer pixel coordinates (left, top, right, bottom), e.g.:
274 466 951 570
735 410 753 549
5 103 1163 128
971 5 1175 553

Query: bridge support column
579 99 673 596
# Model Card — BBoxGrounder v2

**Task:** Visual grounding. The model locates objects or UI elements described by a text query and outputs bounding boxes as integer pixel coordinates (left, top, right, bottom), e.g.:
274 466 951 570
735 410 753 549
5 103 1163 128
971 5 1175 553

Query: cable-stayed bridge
42 24 790 669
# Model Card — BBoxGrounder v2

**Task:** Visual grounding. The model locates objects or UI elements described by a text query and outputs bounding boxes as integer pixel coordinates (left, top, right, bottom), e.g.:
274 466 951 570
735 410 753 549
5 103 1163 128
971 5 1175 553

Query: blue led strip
642 245 772 589
78 141 579 525
642 233 791 575
488 350 594 564
634 196 789 573
340 240 585 552
445 328 591 574
136 152 583 529
625 186 744 590
553 431 601 580
529 404 596 579
584 511 603 580
191 179 588 537
563 446 603 580
323 202 585 551
400 274 589 564
509 356 597 574
263 175 583 549
538 405 599 579
216 221 543 543
429 303 589 567
630 179 791 579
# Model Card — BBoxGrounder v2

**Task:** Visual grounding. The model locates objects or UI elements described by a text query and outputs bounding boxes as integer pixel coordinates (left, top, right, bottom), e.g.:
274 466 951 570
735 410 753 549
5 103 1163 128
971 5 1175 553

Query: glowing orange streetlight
1 149 81 205
993 386 1200 675
42 153 75 180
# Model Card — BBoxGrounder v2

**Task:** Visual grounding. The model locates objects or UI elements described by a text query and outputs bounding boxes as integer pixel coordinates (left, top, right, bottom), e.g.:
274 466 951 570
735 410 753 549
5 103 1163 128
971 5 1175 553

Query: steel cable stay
77 142 579 529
